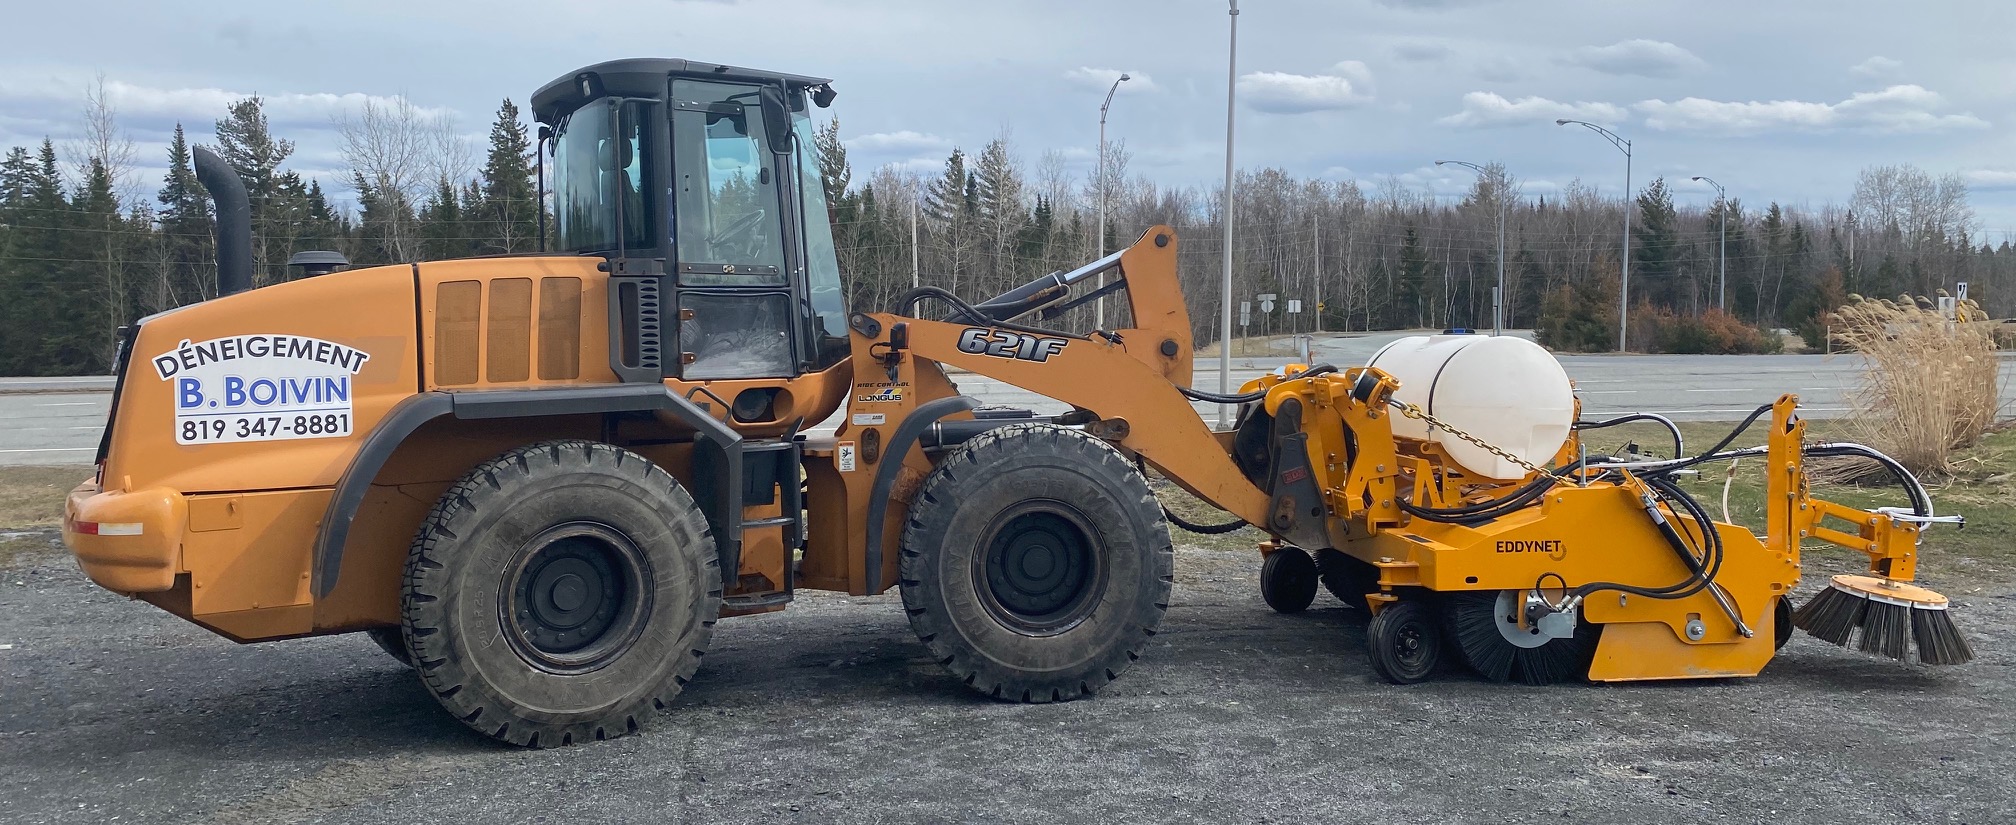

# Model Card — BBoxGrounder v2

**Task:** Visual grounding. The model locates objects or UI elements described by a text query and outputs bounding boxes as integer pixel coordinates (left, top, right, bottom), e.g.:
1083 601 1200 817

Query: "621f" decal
956 328 1068 362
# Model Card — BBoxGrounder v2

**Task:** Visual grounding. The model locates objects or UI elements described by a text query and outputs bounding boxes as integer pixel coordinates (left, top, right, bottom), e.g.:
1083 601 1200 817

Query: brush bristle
1793 586 1867 647
1443 591 1597 685
1858 600 1911 660
1911 608 1974 665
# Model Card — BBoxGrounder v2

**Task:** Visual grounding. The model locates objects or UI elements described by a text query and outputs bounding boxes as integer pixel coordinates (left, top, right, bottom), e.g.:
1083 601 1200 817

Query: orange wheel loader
62 58 1970 748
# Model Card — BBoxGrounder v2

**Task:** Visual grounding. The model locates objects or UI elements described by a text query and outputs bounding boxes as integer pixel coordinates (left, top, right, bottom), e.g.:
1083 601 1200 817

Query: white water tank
1365 334 1574 481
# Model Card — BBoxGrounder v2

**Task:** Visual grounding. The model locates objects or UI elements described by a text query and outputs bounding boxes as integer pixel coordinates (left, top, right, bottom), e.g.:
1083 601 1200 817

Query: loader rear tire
402 440 721 748
366 627 413 667
900 423 1173 703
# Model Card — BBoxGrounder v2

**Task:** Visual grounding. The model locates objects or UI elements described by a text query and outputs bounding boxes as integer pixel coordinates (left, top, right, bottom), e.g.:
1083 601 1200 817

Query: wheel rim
975 501 1105 635
1389 611 1434 677
1492 589 1554 649
501 521 653 674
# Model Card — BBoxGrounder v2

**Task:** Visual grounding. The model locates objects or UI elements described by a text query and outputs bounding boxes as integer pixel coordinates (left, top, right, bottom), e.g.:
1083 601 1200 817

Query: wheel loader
62 58 1970 747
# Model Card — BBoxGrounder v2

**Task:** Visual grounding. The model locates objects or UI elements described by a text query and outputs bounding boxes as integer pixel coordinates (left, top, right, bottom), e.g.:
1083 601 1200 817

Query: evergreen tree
213 96 302 284
419 176 467 261
156 125 214 305
1633 177 1682 310
812 117 851 211
475 99 537 254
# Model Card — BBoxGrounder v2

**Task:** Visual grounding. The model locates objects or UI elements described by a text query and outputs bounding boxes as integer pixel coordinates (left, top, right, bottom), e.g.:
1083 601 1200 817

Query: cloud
0 76 456 131
1063 67 1158 94
1391 41 1452 63
1851 56 1905 79
1561 39 1706 78
1960 170 2016 190
1437 92 1627 128
1238 61 1375 114
1636 85 1988 134
1372 0 1505 7
846 130 953 153
1472 57 1525 83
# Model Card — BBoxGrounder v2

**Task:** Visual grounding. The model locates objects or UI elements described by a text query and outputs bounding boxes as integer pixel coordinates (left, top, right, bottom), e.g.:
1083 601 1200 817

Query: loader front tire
402 440 721 748
900 423 1173 703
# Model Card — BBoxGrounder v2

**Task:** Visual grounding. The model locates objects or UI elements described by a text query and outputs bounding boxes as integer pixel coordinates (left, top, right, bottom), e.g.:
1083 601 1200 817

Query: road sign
1287 299 1302 314
1317 302 1325 312
1239 301 1251 327
1258 293 1276 313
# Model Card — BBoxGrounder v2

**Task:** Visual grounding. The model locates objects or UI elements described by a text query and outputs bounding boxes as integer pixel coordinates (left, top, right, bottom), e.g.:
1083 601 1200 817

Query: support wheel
365 627 413 667
900 423 1173 703
1261 547 1319 614
403 441 721 747
1367 599 1442 684
1316 549 1379 611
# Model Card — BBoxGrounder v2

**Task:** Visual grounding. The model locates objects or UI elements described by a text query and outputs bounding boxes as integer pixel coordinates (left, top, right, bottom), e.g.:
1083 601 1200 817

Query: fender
311 384 742 597
864 394 980 592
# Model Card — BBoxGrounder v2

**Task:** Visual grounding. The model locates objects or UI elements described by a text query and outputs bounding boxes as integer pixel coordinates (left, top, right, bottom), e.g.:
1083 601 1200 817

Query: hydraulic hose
1576 412 1684 459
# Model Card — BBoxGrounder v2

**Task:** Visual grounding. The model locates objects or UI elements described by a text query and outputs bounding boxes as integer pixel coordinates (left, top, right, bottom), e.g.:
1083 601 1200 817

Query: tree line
2 83 2011 376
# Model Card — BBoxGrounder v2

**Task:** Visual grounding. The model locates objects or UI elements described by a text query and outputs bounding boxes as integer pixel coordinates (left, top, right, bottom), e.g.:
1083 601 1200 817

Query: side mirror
757 85 794 155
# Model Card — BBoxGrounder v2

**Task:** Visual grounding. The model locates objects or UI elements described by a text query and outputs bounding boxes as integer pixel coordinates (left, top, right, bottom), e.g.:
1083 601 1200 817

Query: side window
793 113 850 369
670 80 787 284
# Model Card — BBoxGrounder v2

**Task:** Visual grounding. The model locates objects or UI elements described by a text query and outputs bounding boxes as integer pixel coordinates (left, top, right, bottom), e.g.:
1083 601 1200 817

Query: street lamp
1691 175 1727 312
1218 0 1239 428
1556 119 1632 351
1095 73 1130 330
1437 159 1507 336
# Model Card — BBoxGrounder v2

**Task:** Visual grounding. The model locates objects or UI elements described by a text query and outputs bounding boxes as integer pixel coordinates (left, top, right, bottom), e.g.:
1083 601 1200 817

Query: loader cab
532 59 850 384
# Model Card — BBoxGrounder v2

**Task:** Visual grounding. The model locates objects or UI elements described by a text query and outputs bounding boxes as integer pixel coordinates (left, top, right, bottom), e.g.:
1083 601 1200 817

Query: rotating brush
1792 574 1972 665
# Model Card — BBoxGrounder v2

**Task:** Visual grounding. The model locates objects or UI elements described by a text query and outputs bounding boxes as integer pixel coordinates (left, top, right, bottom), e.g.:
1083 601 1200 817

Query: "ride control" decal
152 335 370 445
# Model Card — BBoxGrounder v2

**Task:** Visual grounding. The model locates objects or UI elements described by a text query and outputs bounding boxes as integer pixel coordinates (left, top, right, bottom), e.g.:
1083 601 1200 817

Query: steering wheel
709 209 767 248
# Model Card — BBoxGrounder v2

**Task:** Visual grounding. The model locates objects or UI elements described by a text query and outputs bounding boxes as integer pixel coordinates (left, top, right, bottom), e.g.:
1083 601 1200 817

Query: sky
3 0 2013 234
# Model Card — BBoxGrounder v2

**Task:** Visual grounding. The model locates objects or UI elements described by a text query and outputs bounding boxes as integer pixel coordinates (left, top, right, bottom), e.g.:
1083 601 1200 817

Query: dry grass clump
1827 294 2001 477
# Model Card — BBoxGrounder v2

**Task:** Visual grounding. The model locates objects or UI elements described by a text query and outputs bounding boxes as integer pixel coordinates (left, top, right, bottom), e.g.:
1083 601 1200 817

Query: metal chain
1389 400 1556 479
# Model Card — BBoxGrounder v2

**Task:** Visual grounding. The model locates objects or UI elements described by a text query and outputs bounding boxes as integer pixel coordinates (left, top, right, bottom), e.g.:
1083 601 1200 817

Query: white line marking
0 447 95 453
1685 388 1751 393
34 402 98 407
1580 390 1636 395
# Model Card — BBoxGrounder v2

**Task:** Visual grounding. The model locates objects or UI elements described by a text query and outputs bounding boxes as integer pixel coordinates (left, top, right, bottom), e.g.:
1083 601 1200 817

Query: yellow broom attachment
1793 574 1973 665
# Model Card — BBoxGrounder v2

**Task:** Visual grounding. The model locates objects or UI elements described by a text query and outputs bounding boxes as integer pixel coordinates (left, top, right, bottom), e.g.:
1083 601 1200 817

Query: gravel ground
1 531 2011 825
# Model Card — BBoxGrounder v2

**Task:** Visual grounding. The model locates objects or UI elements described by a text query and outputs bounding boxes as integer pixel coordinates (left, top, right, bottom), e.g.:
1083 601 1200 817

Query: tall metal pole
1436 159 1507 336
1692 176 1726 311
1556 120 1632 351
1218 0 1239 428
1312 211 1321 334
910 198 919 289
1096 74 1129 330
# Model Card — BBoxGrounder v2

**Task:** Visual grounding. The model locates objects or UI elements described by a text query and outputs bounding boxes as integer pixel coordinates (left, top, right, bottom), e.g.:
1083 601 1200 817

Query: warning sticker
151 335 370 445
837 441 857 472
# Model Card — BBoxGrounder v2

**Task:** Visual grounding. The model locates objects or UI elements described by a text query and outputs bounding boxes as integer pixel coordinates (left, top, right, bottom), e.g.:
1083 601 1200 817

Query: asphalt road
1 532 2011 824
7 334 2016 467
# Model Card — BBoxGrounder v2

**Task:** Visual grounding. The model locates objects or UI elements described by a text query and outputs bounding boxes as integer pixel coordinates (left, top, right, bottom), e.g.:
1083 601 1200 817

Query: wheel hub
503 523 653 672
978 504 1103 634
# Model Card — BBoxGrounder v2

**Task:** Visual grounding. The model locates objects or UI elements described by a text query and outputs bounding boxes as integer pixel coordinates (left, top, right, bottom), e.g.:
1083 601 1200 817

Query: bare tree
339 96 469 261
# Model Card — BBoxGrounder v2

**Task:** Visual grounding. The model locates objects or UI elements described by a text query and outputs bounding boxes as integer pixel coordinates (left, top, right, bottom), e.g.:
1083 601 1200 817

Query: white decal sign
837 441 857 473
152 335 371 445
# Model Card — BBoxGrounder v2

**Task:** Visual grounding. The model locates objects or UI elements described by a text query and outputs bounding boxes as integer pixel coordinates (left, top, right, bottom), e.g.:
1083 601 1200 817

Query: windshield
550 99 656 253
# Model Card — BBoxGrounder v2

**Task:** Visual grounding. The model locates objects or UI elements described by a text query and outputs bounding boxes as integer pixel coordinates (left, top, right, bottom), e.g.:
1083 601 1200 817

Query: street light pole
1095 73 1130 330
1557 119 1632 351
1436 159 1506 336
1691 175 1727 312
1218 0 1239 428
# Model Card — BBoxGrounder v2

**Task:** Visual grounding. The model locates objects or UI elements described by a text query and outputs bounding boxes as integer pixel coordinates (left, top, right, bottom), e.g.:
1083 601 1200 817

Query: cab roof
530 58 833 125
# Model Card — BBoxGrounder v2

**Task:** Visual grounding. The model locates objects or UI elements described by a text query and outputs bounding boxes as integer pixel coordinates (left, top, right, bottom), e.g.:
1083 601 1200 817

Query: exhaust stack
191 146 253 297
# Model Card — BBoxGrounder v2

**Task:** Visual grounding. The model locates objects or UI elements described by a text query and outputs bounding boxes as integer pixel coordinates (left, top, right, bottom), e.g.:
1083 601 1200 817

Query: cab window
670 80 788 283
